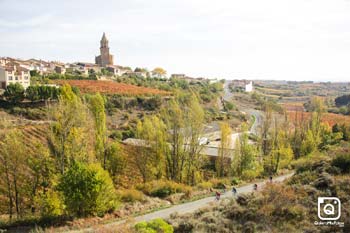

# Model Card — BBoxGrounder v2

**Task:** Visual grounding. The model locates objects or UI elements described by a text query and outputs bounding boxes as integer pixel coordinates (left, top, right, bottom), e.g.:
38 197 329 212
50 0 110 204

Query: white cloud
0 0 350 81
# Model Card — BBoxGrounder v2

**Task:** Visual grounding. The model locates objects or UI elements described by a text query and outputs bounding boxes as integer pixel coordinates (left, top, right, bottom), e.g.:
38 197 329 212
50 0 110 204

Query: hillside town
0 33 253 91
3 1 350 232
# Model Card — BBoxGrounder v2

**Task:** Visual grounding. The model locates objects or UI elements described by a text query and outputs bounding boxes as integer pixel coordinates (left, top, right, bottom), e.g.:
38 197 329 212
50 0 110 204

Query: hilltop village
1 33 252 91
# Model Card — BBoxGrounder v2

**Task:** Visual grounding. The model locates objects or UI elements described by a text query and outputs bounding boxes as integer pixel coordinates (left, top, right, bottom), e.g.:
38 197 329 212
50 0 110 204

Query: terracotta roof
17 66 29 72
2 65 29 72
5 66 14 72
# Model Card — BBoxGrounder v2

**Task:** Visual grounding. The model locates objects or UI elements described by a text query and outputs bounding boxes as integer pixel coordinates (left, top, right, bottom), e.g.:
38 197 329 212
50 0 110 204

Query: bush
9 107 46 120
58 162 118 216
137 180 192 198
117 189 145 203
332 154 350 173
196 181 213 190
241 170 259 181
109 130 123 140
35 189 64 217
135 218 174 233
4 83 25 103
208 178 230 189
291 152 329 173
225 101 235 111
231 177 241 185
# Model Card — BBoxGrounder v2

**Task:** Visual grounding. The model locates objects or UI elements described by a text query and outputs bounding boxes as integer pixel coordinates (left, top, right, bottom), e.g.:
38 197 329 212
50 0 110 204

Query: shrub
9 107 46 120
225 101 235 111
26 85 40 101
241 170 259 181
117 189 145 203
4 83 25 103
109 130 123 140
58 162 118 216
231 177 241 185
137 180 192 198
135 218 174 233
332 154 350 173
208 178 230 189
196 181 213 190
35 189 64 217
291 152 329 173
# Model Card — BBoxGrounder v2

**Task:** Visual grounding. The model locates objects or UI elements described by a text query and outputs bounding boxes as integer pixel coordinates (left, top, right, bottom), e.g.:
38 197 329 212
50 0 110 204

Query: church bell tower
95 32 114 66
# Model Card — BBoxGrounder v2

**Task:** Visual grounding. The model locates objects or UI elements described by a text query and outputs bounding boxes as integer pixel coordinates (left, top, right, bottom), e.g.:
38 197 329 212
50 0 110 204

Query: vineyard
281 102 305 111
287 110 350 126
54 80 170 96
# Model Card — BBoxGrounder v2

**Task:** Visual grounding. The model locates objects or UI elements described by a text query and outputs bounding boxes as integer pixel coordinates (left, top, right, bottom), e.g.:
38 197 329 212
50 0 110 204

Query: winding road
64 81 270 233
222 80 263 136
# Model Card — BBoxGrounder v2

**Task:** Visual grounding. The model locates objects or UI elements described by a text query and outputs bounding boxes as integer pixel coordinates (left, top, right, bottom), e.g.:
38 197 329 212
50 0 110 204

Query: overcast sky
1 0 350 81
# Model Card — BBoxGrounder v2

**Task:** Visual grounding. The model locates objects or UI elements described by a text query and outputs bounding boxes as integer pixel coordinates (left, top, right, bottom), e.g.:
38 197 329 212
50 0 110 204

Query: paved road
67 173 293 233
218 80 233 111
222 80 233 102
246 109 263 136
221 80 263 136
133 173 293 222
66 81 269 233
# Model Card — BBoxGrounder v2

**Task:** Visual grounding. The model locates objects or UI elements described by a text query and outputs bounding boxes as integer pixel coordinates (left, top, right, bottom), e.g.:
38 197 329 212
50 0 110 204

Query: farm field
281 102 305 111
54 80 170 96
287 110 350 126
254 80 350 99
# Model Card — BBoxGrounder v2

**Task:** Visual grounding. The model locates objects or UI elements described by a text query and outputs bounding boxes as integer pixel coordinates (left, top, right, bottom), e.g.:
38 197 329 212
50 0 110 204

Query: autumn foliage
287 110 350 127
54 80 170 96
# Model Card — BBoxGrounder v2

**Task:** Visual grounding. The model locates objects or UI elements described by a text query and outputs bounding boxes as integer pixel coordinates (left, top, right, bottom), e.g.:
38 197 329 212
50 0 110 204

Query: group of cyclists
214 176 273 201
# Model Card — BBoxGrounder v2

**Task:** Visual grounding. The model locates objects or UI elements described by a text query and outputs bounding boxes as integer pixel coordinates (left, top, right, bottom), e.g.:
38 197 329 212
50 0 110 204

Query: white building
106 65 129 76
245 81 253 92
0 65 31 89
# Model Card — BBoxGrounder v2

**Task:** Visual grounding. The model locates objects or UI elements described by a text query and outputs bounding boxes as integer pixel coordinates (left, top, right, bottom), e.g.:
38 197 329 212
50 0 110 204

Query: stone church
95 33 114 66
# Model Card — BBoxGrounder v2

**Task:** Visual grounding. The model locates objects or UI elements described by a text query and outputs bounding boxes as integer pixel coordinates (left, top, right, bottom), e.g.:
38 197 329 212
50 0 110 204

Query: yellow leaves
219 122 232 149
152 67 167 76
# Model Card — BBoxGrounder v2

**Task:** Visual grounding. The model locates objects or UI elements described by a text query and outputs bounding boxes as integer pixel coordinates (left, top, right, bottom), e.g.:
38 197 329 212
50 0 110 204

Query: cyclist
215 191 221 201
232 187 237 196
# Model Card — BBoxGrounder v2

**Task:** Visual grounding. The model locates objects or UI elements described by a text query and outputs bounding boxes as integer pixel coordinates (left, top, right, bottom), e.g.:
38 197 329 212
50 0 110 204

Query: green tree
38 85 53 102
136 115 168 182
183 96 205 185
216 122 232 177
290 111 308 158
104 142 126 180
4 83 25 103
0 128 59 219
232 124 260 178
88 93 108 169
268 130 293 174
260 105 273 157
58 162 117 216
0 130 27 219
301 129 317 156
26 143 55 214
306 96 326 113
26 85 40 102
162 99 186 182
48 84 95 174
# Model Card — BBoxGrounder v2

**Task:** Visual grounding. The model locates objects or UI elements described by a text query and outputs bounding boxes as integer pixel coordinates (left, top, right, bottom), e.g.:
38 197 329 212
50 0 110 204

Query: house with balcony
0 65 31 89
